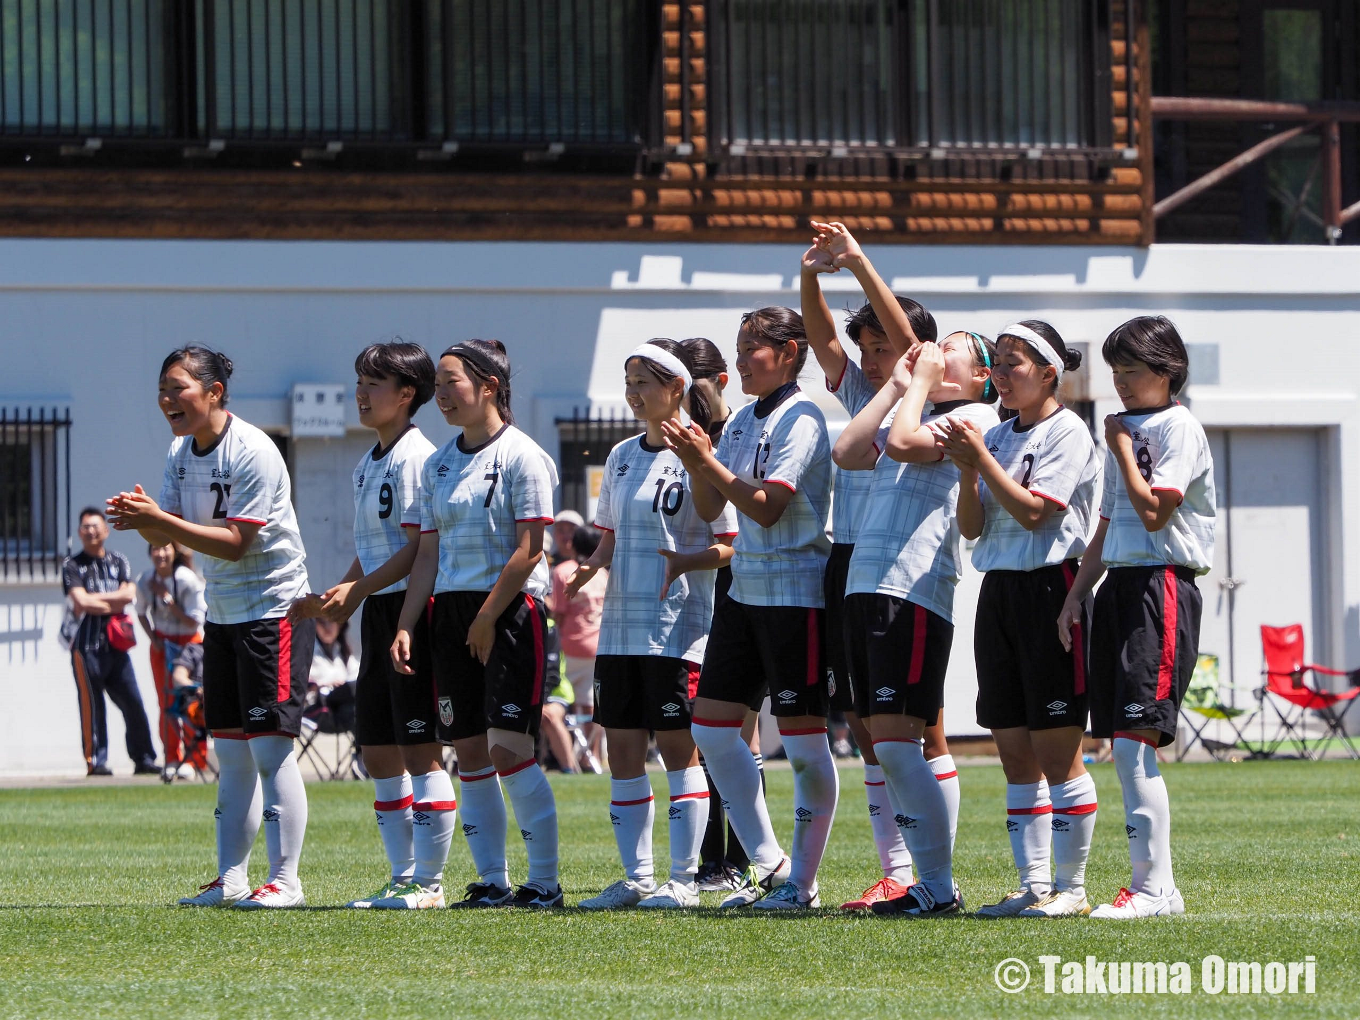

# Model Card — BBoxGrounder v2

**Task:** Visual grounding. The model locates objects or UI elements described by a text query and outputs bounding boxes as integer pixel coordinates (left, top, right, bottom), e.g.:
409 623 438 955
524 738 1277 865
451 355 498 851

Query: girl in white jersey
566 339 739 910
938 320 1101 919
1058 316 1215 919
664 307 837 911
391 339 563 909
290 341 446 910
109 346 313 909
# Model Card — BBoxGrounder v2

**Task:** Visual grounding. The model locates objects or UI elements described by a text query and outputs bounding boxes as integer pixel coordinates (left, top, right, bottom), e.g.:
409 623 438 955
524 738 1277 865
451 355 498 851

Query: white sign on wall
291 383 348 437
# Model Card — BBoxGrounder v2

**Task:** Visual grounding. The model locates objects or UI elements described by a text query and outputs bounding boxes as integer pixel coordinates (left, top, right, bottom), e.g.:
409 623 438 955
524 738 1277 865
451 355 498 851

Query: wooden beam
1152 96 1360 124
1153 125 1310 219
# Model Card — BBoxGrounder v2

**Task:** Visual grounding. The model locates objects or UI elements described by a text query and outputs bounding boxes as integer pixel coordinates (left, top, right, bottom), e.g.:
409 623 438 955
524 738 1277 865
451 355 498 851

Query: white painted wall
2 239 1358 775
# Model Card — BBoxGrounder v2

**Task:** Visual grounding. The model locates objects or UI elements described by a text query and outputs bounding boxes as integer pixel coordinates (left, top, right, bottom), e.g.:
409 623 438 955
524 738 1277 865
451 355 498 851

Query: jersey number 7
483 470 500 508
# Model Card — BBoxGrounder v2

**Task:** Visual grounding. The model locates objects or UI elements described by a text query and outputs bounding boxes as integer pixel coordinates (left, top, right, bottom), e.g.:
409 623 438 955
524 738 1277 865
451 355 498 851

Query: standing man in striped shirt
62 507 158 777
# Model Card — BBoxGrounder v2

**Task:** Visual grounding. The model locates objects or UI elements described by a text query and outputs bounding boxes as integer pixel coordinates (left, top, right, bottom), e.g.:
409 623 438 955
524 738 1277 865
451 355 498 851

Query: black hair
1102 315 1189 394
960 331 999 403
78 506 105 523
147 539 194 571
739 306 809 376
679 336 728 380
846 297 939 347
998 320 1082 395
355 340 436 414
160 346 234 405
629 338 713 434
317 618 353 663
441 339 514 425
572 524 602 561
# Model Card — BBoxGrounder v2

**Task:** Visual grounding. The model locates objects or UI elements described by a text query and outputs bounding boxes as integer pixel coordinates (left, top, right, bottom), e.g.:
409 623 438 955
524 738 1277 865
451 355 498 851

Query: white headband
1000 323 1064 382
627 343 692 394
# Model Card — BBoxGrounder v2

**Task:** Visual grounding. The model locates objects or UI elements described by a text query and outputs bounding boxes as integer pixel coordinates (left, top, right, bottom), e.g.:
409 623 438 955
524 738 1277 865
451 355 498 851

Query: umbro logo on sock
795 807 812 821
609 813 621 826
1126 824 1138 838
720 799 730 810
262 808 280 822
895 813 916 829
1006 819 1018 832
1052 818 1070 831
520 829 533 841
412 811 430 824
214 807 222 818
868 804 881 817
462 823 477 835
668 806 681 819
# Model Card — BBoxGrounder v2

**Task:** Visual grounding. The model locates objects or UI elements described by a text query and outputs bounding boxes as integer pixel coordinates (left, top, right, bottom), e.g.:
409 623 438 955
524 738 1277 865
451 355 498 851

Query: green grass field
1 760 1357 1019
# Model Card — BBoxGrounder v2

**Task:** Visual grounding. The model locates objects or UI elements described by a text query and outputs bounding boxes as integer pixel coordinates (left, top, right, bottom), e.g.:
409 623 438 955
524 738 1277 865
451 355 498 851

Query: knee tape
487 727 536 761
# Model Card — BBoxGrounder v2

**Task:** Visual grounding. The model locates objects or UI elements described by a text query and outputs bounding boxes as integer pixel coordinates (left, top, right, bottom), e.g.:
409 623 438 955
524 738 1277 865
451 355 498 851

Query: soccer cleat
234 882 305 909
975 887 1047 918
719 856 791 908
871 882 961 918
370 881 446 910
578 878 656 910
510 882 564 909
87 764 113 777
1090 887 1185 919
694 861 742 892
178 877 247 907
450 882 514 909
637 879 701 910
1018 888 1091 917
752 881 819 910
344 879 409 909
841 877 912 911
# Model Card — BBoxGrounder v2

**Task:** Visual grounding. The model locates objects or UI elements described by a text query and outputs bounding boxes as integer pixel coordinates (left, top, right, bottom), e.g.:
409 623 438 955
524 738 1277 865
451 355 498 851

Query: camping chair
297 681 364 780
165 684 217 783
1176 654 1260 761
1257 624 1360 761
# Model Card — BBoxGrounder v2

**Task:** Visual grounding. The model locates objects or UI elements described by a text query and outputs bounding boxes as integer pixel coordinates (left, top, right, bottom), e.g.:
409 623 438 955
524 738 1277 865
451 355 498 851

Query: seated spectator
310 617 359 734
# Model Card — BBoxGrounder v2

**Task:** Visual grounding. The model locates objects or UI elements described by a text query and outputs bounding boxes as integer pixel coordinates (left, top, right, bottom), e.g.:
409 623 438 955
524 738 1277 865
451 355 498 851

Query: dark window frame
0 406 72 584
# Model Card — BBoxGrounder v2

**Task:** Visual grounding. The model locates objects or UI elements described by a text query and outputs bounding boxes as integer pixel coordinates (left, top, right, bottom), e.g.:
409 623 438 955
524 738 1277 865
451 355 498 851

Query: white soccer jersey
846 399 1001 624
972 407 1101 573
158 414 310 625
135 564 206 639
594 434 739 662
1099 403 1216 573
827 359 879 545
420 424 558 599
716 386 832 608
352 426 436 596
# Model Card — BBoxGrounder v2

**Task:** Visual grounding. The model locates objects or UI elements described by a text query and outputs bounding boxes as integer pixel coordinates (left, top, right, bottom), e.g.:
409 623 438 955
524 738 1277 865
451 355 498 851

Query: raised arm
812 220 920 357
799 242 850 384
833 355 909 471
107 485 261 563
884 343 948 463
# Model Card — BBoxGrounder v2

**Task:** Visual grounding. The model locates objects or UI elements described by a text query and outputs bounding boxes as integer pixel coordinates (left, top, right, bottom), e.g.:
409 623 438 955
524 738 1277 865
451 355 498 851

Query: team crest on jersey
438 697 454 727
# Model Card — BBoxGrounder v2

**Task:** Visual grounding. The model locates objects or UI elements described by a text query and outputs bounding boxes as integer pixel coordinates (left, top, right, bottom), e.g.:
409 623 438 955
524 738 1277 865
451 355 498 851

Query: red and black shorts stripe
202 616 314 738
594 654 701 732
843 592 953 722
697 597 827 718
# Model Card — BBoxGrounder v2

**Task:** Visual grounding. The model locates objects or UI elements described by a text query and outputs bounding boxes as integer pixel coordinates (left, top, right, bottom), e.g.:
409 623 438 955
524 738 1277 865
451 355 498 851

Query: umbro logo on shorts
1047 700 1068 714
668 805 681 820
406 718 426 732
777 689 796 703
249 706 267 719
1126 824 1138 838
895 813 916 829
262 808 279 822
501 703 521 717
661 702 680 716
795 807 812 821
438 698 454 727
1124 703 1144 715
875 687 894 700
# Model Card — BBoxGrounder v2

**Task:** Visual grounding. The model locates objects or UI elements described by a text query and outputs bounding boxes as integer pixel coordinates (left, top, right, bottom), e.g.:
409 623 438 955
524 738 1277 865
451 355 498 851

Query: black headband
442 343 508 389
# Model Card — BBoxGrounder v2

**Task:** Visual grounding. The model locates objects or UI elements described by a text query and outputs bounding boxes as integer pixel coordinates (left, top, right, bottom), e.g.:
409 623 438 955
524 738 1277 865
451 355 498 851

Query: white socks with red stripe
1050 772 1097 892
666 766 709 883
500 760 560 891
249 734 308 891
411 769 457 888
781 730 839 897
874 738 953 904
372 774 415 883
1006 780 1053 895
1113 736 1174 895
458 766 509 889
928 754 960 852
691 721 784 872
863 762 913 883
213 738 261 892
609 774 656 882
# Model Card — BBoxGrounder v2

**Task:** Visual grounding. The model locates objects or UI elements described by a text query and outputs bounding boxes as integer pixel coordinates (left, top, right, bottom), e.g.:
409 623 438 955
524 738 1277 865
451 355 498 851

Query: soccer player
290 341 444 910
1058 315 1215 919
801 222 940 910
108 346 313 909
938 321 1100 918
567 340 738 910
390 339 563 909
664 307 836 911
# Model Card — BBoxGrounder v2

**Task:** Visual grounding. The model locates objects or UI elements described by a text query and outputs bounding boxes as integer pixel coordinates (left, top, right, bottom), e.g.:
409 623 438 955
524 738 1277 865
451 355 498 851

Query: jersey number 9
378 482 394 519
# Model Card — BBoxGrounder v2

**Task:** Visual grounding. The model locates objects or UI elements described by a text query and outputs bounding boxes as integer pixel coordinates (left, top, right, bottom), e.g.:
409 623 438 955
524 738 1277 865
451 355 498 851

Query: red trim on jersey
374 795 415 811
458 769 499 782
277 618 292 703
594 525 615 532
713 531 739 538
670 791 710 802
1098 513 1111 521
932 770 958 781
805 608 821 687
1031 489 1068 509
907 603 927 685
1053 802 1098 815
1060 561 1087 696
765 479 797 494
1007 805 1054 815
826 360 849 393
871 441 881 456
779 726 828 736
413 800 458 811
1150 485 1185 506
1156 568 1179 701
419 528 438 534
1114 730 1158 748
692 716 742 728
226 516 268 525
525 594 544 707
611 795 655 807
401 523 421 529
498 758 537 779
516 516 554 523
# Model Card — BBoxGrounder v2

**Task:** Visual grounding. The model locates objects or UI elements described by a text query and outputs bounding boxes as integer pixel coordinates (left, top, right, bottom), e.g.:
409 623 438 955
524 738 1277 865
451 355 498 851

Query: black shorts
202 617 314 737
429 590 548 741
1089 565 1202 748
594 655 700 732
975 561 1090 732
823 543 856 713
354 590 445 747
698 597 827 718
843 593 953 722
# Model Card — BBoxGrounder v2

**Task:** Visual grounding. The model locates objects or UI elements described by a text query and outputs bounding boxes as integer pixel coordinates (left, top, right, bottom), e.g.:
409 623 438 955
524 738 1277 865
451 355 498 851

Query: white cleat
371 881 445 910
637 878 701 909
752 880 820 910
345 879 409 909
578 878 657 910
975 887 1047 918
234 882 306 910
1018 887 1091 917
178 877 247 907
1090 887 1185 919
720 856 791 908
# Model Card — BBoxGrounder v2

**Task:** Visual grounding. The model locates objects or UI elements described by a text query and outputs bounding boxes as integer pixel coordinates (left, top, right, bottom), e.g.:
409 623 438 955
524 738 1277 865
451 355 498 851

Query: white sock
609 774 656 882
411 770 458 888
372 774 415 883
213 738 261 891
458 766 509 889
928 754 960 853
1005 780 1052 895
691 720 783 871
1050 772 1097 893
781 730 839 897
249 735 308 890
874 739 953 903
666 766 708 882
1113 735 1174 895
863 762 913 883
500 759 559 890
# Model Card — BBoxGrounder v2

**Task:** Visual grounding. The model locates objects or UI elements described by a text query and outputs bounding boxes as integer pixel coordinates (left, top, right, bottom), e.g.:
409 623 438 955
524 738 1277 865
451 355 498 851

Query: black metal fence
0 406 71 583
555 408 642 519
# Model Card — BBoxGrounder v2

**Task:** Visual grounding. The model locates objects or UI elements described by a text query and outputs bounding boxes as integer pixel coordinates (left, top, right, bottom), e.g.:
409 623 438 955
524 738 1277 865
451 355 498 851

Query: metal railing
0 406 71 584
555 408 642 519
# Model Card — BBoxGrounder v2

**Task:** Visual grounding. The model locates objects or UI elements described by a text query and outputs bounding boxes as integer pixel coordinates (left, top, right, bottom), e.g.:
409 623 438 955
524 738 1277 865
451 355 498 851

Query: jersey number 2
1019 454 1035 489
209 482 231 519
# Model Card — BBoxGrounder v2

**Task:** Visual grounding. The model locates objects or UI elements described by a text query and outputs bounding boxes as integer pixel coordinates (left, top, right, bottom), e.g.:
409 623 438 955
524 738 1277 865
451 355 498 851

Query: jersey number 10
652 479 684 517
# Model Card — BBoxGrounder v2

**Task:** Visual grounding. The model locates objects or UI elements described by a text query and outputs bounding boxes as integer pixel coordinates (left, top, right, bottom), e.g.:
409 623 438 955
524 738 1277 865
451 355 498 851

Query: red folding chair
1258 624 1360 760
